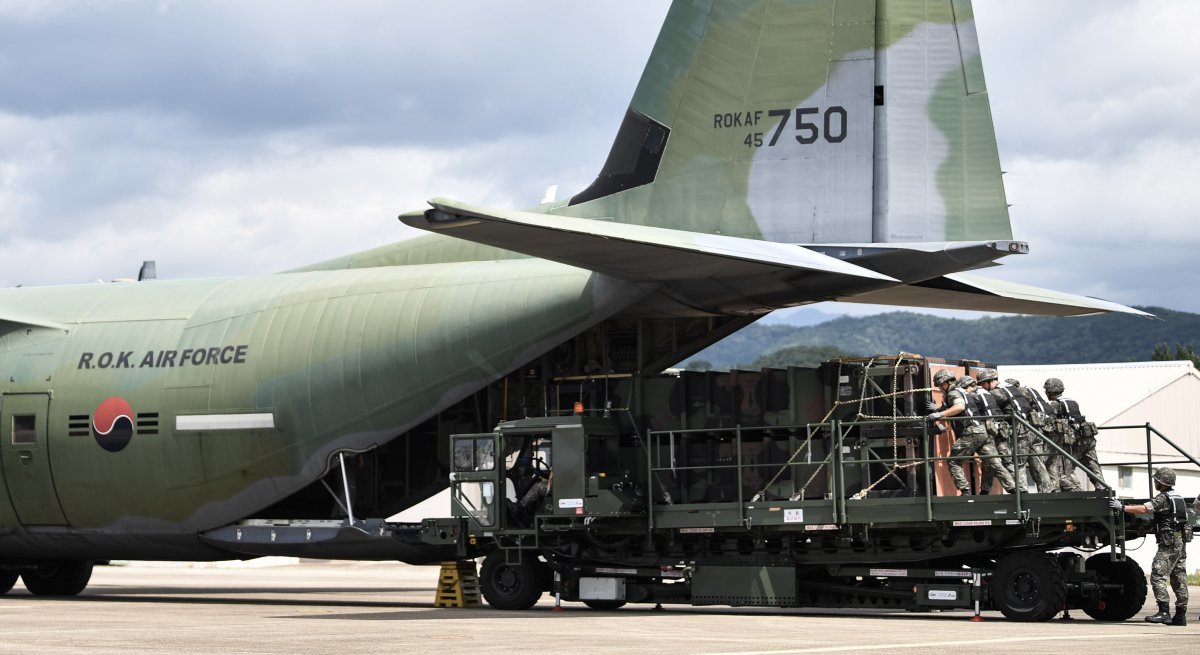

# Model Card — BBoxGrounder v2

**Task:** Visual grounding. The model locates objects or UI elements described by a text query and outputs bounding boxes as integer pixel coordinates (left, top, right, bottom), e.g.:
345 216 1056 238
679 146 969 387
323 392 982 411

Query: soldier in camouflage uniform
1031 379 1080 491
1112 466 1189 626
974 370 1015 493
984 372 1055 493
1044 378 1102 488
1008 379 1059 491
927 372 1015 496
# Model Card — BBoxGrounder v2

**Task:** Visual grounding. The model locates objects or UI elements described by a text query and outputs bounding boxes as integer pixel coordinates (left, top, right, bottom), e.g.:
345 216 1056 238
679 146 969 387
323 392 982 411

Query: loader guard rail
648 416 1093 522
645 416 1197 560
648 415 1123 542
1097 423 1200 497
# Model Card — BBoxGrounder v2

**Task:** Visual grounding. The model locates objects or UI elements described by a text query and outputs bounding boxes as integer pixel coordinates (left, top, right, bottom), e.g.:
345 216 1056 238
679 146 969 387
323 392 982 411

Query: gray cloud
0 0 1194 319
0 2 670 285
973 0 1200 313
0 2 664 146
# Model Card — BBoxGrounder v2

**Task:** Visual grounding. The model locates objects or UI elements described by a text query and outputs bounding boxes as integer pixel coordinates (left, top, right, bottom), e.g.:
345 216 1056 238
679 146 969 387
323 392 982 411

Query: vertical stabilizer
565 0 1011 245
872 0 1010 242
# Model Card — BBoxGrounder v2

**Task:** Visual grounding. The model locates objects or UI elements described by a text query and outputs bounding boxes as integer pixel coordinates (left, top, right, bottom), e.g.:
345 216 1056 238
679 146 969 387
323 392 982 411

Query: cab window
453 437 495 472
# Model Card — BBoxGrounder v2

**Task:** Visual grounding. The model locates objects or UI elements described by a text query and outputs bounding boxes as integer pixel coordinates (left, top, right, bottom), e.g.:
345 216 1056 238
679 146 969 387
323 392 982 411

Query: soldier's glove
1108 498 1124 511
926 412 942 421
924 401 940 413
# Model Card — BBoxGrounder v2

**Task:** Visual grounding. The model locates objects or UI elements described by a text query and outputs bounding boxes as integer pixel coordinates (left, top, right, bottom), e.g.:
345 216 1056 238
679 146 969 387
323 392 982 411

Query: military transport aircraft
0 0 1145 596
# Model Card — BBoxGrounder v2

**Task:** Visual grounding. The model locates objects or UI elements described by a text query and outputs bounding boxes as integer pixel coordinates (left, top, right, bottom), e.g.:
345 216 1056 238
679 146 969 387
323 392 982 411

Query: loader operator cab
506 437 553 525
448 416 642 533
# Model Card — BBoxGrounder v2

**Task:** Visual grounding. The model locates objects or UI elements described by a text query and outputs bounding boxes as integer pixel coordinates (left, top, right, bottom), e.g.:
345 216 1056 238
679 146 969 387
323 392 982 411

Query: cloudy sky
0 1 1196 318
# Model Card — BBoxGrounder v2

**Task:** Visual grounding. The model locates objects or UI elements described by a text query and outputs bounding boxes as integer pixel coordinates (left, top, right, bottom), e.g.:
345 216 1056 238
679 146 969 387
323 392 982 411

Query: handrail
648 415 1056 511
1098 423 1200 498
645 415 1200 514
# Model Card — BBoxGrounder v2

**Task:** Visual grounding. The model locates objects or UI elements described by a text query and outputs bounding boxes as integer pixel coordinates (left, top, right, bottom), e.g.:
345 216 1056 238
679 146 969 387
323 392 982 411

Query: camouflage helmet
1004 378 1022 388
957 375 977 389
933 370 955 386
1153 466 1176 487
1043 378 1065 395
976 369 999 384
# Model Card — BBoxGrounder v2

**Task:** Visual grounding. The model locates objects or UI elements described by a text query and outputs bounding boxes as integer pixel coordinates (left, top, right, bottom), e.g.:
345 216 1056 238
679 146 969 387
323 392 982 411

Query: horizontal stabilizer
399 198 902 315
836 273 1151 317
401 199 897 285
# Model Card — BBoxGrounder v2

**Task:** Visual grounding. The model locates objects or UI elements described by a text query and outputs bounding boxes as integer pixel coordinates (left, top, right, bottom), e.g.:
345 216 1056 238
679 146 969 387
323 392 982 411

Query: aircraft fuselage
0 259 643 559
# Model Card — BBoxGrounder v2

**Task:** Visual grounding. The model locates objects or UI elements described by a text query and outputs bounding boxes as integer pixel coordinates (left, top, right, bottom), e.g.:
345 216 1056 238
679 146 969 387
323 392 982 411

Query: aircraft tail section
565 0 1010 245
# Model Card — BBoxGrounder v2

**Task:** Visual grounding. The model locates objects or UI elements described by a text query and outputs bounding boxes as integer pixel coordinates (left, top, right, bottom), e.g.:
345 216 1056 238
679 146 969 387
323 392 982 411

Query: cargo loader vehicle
420 356 1197 622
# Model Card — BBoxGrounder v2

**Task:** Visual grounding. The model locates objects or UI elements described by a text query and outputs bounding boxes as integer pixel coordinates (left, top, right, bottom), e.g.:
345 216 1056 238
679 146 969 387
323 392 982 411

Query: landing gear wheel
480 551 543 610
1081 553 1147 622
582 599 627 610
992 552 1066 622
0 570 17 594
20 560 93 596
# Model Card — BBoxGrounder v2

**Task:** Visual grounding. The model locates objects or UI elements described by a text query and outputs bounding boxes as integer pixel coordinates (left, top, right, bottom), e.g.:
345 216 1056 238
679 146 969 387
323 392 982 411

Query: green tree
751 345 858 369
684 359 713 372
1151 342 1200 368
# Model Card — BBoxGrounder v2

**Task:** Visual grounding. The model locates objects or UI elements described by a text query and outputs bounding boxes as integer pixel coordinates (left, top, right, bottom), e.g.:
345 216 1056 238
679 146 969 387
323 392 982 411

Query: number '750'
744 106 847 148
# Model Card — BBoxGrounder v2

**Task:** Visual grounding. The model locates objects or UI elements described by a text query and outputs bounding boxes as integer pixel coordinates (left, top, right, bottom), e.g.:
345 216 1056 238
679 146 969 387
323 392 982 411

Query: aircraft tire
480 551 542 610
992 552 1065 622
0 569 17 594
21 560 93 597
1080 553 1146 621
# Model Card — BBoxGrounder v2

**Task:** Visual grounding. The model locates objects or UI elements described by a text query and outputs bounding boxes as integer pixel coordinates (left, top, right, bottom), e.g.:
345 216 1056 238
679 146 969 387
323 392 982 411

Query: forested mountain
684 306 1200 370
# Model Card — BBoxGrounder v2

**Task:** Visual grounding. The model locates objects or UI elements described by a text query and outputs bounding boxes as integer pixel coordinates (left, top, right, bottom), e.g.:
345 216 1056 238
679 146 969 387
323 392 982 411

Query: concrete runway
0 560 1195 655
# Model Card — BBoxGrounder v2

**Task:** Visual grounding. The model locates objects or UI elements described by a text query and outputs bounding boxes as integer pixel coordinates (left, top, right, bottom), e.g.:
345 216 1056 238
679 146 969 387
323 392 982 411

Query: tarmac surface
1 559 1196 655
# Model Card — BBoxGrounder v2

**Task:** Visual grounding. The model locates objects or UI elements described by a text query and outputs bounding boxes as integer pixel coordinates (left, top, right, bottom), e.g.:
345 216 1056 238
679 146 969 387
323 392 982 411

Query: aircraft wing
0 306 69 331
400 198 897 286
834 272 1152 317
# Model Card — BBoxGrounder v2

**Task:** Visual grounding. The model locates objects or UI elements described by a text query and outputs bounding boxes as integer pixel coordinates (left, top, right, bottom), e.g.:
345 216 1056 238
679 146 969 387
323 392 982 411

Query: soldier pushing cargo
1043 378 1102 489
982 371 1055 493
1008 379 1060 491
926 371 1016 496
973 370 1015 494
1022 380 1078 491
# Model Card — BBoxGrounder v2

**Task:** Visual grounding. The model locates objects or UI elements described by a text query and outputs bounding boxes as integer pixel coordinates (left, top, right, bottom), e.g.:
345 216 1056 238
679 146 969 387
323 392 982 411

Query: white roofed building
999 360 1200 573
998 361 1200 479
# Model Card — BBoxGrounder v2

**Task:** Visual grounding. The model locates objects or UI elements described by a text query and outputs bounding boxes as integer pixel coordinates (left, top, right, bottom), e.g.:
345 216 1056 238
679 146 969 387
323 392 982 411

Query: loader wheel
480 551 542 610
1081 553 1146 622
992 552 1065 622
0 570 16 594
21 560 93 596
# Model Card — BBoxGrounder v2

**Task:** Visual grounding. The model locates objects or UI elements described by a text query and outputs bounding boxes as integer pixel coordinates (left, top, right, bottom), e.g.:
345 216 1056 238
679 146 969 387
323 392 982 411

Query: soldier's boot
1145 602 1172 624
1171 606 1187 626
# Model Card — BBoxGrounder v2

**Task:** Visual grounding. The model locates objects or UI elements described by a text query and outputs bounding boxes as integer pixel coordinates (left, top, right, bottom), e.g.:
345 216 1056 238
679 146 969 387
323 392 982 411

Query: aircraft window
453 437 495 472
12 415 35 445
